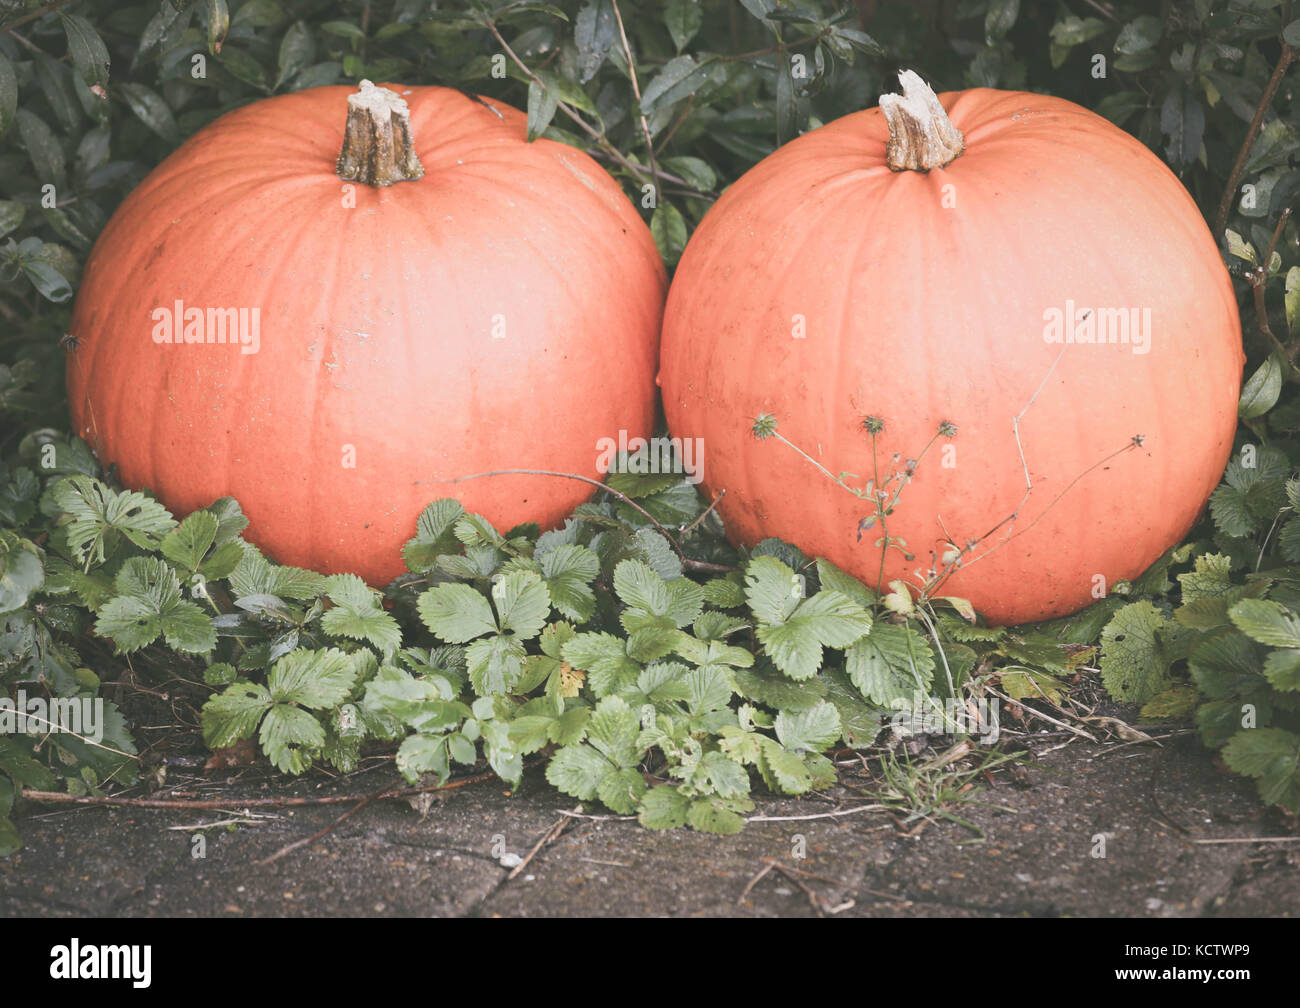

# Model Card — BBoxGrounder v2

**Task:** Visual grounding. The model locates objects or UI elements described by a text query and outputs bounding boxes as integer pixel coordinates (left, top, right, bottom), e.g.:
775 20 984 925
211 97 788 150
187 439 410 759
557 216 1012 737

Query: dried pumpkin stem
336 79 424 187
879 70 964 172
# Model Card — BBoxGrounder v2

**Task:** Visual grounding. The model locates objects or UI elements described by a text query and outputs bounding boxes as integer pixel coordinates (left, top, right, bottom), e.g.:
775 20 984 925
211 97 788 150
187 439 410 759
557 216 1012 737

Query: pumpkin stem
879 70 964 172
336 80 425 187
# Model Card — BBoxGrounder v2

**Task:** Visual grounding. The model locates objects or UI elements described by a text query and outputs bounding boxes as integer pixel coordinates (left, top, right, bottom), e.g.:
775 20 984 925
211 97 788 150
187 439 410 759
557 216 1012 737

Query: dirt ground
3 720 1297 918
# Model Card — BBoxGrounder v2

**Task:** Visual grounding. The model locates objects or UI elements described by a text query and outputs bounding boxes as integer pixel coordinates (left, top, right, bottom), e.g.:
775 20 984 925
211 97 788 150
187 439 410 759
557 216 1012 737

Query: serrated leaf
202 680 272 747
395 733 449 783
1139 685 1202 722
758 737 812 793
686 797 747 834
639 784 691 829
1222 728 1300 809
845 623 935 705
160 511 218 573
466 634 527 695
775 701 841 753
491 570 550 639
1100 601 1171 703
1229 598 1300 648
322 573 401 655
260 703 324 774
268 648 358 708
418 583 498 642
545 743 609 800
402 498 465 572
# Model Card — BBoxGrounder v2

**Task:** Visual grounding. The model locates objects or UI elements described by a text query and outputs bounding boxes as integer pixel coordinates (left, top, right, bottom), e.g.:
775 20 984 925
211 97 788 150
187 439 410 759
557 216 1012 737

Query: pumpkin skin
659 83 1242 625
67 84 665 585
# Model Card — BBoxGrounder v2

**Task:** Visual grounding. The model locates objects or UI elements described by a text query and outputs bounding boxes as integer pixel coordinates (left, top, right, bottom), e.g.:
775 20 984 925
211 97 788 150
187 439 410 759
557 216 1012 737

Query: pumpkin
658 71 1242 625
67 81 665 585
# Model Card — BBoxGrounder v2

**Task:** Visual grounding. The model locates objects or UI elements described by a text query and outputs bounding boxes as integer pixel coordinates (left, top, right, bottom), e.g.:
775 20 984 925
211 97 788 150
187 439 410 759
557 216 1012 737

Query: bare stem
1214 42 1297 241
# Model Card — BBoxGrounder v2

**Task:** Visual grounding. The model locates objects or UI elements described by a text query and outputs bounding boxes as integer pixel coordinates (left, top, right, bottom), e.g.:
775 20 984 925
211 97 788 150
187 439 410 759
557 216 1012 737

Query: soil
3 721 1297 917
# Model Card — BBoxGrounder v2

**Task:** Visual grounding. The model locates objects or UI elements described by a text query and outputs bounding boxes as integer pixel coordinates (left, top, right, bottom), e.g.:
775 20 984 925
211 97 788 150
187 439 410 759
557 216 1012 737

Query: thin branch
20 769 498 810
484 17 657 189
610 0 658 198
1215 43 1297 241
256 782 394 867
506 812 572 880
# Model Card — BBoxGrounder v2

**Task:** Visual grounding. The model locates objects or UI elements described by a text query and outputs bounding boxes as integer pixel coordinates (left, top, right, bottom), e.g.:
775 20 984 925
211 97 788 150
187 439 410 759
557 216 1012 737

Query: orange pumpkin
67 81 665 584
659 71 1243 625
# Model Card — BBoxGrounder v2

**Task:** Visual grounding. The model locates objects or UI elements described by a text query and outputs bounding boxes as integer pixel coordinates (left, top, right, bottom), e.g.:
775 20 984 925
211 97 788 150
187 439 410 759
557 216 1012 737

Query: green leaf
59 13 111 88
206 0 231 53
545 743 609 800
15 110 65 187
815 557 878 608
665 0 702 51
117 83 179 142
160 511 218 573
321 573 401 655
0 52 16 140
1229 599 1300 648
268 648 358 708
1114 15 1162 55
1239 354 1283 418
202 680 272 747
526 78 558 141
650 202 687 266
1139 685 1202 722
229 546 325 600
1286 267 1300 335
775 701 841 753
466 634 527 695
260 703 324 774
538 543 598 622
563 631 641 696
1225 229 1256 264
686 797 748 834
574 0 616 82
1262 648 1300 691
1178 553 1234 601
276 21 315 88
94 557 214 654
1222 728 1300 809
0 540 43 615
1099 601 1171 703
218 48 267 90
641 55 718 114
395 733 450 783
758 737 812 793
53 477 177 564
845 623 934 705
491 570 550 639
639 784 691 829
0 201 23 240
418 583 498 642
822 668 882 747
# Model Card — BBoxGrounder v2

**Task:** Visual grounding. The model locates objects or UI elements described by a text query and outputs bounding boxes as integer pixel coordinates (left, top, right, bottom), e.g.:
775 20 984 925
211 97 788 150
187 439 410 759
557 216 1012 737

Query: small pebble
499 852 523 869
